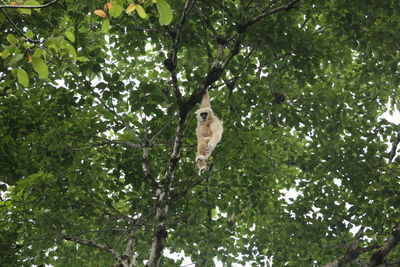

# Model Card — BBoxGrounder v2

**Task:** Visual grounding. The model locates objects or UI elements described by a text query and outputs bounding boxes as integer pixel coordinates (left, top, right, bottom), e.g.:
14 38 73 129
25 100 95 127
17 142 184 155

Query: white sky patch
213 206 227 220
333 178 342 187
382 109 400 124
279 187 302 204
311 205 323 220
164 249 193 266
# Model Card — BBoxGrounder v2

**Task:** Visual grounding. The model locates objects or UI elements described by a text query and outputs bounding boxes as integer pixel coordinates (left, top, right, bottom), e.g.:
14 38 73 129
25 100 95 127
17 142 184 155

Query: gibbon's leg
196 137 212 175
197 159 214 175
196 137 208 162
197 158 208 175
196 139 208 175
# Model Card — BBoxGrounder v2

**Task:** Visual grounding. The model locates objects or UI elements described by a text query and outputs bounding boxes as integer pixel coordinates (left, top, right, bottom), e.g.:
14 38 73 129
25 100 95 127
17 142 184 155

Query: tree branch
142 146 158 188
186 34 240 110
324 226 400 267
147 114 188 267
169 166 228 204
164 0 196 110
148 1 304 265
124 230 136 257
323 227 368 267
194 5 218 39
0 9 41 43
0 0 58 9
72 140 142 150
388 130 400 164
60 232 119 259
366 227 400 266
77 77 142 144
149 114 178 145
147 2 199 263
120 229 138 267
240 0 301 31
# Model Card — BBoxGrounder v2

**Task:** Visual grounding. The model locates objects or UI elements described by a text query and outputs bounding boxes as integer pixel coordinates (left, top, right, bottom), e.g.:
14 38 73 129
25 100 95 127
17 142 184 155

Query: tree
1 0 400 266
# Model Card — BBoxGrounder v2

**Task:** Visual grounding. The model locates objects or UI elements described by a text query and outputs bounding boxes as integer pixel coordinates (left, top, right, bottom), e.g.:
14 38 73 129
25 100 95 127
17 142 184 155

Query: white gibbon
195 90 223 175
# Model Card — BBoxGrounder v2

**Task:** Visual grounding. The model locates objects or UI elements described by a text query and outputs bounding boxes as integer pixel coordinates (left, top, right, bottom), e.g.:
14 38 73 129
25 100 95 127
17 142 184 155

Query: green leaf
7 34 18 45
65 31 75 43
211 208 217 219
18 0 40 15
102 19 110 33
9 53 24 66
25 30 34 39
136 4 147 19
157 0 173 25
63 43 77 59
76 56 88 61
16 68 29 87
32 48 44 58
1 48 10 59
109 4 123 18
18 8 31 15
24 0 40 6
32 57 49 79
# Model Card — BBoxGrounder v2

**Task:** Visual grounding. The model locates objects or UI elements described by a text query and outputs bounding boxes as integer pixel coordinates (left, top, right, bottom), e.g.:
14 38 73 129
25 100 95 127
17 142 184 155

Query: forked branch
60 232 119 259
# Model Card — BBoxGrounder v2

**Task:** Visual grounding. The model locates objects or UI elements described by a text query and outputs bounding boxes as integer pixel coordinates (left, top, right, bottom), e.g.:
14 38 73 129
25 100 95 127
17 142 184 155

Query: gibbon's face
197 108 213 122
200 111 208 121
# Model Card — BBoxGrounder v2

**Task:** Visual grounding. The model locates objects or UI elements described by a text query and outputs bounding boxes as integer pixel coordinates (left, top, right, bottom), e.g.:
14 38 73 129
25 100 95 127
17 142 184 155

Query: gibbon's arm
210 118 223 144
200 90 211 109
206 118 223 153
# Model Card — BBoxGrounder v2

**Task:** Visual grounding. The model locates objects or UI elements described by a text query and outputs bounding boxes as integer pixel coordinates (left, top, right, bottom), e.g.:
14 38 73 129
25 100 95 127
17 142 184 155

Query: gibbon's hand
206 142 216 153
196 155 205 162
198 166 207 175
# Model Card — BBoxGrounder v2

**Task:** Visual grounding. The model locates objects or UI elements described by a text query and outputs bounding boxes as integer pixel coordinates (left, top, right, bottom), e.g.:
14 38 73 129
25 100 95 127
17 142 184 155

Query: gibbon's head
196 108 213 122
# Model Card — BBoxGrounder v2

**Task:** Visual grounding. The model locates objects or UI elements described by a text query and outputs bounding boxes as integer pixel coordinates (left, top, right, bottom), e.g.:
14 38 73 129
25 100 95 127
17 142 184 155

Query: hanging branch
121 229 138 267
0 0 60 43
0 9 41 43
0 0 59 9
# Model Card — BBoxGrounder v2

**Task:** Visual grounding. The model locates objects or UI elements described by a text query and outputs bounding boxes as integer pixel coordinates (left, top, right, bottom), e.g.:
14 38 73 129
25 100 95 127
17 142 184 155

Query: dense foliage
1 0 400 266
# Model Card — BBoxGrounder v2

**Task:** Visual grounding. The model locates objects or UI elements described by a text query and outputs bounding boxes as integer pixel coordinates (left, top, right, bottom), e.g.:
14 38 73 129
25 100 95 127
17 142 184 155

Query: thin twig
242 0 301 30
0 9 41 43
0 0 58 9
194 5 218 39
74 75 143 144
149 114 178 145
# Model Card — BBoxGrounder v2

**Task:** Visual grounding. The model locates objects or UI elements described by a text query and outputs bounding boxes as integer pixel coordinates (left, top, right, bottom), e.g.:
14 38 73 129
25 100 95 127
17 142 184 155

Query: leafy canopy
0 0 400 266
